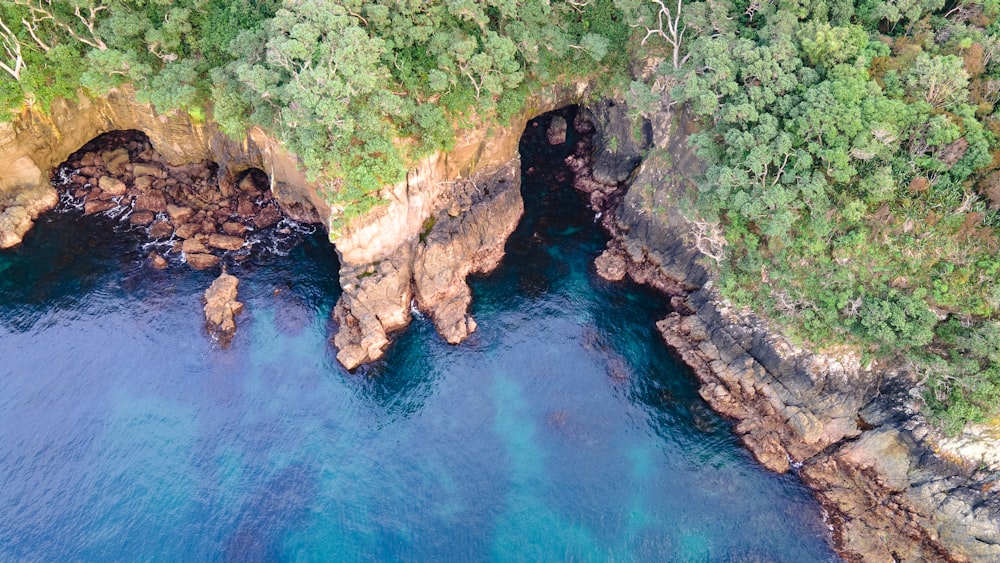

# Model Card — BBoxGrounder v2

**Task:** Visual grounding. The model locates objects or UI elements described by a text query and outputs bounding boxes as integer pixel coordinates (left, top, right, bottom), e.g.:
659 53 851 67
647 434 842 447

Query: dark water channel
0 112 838 560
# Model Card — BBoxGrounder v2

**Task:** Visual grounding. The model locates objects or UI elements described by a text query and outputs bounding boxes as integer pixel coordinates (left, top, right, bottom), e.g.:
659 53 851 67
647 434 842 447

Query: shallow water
0 112 838 561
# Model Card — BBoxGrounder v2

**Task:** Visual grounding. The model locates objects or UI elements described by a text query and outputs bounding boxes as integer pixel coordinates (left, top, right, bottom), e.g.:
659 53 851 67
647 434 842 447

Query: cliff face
330 81 591 368
0 88 327 249
597 100 1000 562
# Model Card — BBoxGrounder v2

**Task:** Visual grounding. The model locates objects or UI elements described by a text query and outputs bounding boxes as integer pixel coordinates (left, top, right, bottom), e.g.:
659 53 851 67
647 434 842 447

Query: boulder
203 272 243 346
129 211 156 226
186 253 220 271
207 233 245 251
174 222 200 239
182 238 209 254
135 191 168 213
148 219 174 239
104 149 130 175
166 204 194 224
97 176 127 197
547 115 568 145
79 152 101 167
148 251 168 269
222 222 248 236
253 206 282 229
236 197 256 218
133 176 154 191
84 200 116 216
132 162 166 178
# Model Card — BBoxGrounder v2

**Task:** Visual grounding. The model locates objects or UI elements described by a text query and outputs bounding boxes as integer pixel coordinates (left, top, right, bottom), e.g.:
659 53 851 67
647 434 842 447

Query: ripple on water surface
0 108 838 561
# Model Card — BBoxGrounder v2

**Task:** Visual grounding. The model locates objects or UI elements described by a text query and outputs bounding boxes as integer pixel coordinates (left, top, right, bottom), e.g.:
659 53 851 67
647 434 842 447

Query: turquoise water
0 113 838 561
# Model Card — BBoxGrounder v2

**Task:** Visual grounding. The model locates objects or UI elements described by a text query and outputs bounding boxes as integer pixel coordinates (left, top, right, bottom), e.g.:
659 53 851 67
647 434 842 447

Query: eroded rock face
0 88 327 249
332 162 524 370
581 96 1000 561
330 81 593 369
413 164 523 343
203 272 243 347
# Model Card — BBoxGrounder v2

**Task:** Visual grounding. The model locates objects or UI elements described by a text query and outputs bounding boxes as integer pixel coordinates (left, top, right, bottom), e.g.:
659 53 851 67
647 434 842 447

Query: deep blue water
0 113 838 561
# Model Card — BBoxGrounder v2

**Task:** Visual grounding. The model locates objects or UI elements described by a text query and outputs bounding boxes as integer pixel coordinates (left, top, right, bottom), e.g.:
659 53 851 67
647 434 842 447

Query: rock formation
330 81 592 369
576 97 1000 562
53 130 297 271
203 272 243 347
0 88 325 249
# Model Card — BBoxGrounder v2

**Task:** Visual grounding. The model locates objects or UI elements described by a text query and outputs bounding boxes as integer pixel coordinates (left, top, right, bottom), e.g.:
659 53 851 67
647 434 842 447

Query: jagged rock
148 219 174 239
186 252 219 270
207 233 244 251
547 115 568 145
202 272 243 347
0 206 33 248
412 165 523 344
236 196 255 218
594 248 627 281
97 176 127 196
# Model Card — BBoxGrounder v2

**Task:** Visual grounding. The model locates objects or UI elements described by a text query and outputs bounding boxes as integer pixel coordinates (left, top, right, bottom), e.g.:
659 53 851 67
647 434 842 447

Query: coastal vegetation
3 0 1000 432
630 0 1000 433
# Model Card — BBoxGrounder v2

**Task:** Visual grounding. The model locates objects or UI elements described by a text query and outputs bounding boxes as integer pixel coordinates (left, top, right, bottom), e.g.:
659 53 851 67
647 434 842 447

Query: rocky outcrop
412 163 523 343
0 88 326 249
330 81 592 368
332 161 523 369
584 98 1000 561
203 272 243 346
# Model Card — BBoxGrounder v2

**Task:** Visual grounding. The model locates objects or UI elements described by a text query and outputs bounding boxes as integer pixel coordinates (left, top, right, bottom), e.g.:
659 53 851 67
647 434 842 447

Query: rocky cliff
587 98 1000 562
330 82 592 368
0 88 326 250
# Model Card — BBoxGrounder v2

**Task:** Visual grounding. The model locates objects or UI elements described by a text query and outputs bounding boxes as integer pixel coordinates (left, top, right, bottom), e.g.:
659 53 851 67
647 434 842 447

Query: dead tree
642 0 688 70
0 17 25 80
15 0 108 52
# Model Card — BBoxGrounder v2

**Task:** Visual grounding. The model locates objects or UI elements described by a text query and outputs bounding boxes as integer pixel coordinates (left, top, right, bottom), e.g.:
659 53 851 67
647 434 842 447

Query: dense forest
2 0 1000 433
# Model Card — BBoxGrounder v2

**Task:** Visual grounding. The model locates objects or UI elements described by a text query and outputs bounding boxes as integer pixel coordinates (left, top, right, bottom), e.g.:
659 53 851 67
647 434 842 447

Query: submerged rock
203 272 243 346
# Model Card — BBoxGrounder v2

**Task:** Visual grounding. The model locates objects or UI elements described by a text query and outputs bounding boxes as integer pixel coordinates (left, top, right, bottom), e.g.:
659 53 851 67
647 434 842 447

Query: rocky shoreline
560 101 1000 561
53 130 301 272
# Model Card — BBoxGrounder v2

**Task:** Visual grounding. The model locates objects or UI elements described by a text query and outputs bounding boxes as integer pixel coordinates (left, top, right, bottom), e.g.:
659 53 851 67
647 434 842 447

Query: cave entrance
51 130 315 272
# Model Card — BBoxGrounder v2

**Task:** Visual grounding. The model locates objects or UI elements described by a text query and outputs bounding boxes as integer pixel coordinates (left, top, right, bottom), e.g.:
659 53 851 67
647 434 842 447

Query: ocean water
0 112 838 561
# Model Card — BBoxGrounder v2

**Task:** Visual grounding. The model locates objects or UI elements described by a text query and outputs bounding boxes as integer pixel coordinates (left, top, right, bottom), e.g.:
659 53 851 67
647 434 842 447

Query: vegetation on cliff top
0 0 632 227
629 0 1000 433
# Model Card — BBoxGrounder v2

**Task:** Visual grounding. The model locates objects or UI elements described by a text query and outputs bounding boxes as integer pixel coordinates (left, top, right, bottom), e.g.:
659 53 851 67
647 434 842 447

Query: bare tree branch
14 0 107 51
0 16 25 80
642 0 686 70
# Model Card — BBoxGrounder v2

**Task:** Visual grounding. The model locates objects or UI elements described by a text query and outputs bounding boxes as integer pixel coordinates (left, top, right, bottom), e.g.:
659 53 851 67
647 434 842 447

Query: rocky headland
566 99 1000 561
